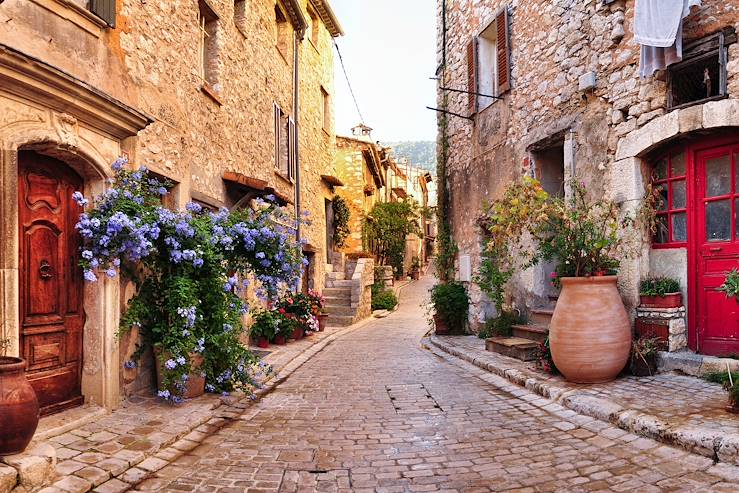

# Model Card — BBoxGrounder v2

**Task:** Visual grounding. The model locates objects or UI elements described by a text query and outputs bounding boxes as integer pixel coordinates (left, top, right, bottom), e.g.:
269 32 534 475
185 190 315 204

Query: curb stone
422 335 739 466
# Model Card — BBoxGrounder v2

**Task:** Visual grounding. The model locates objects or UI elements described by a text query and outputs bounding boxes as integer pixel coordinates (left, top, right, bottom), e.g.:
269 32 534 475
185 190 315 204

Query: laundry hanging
634 0 702 77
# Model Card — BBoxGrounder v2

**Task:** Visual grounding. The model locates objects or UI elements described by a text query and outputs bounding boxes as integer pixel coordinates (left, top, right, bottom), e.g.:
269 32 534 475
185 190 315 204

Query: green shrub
478 311 521 339
640 277 681 296
372 289 398 311
430 282 469 333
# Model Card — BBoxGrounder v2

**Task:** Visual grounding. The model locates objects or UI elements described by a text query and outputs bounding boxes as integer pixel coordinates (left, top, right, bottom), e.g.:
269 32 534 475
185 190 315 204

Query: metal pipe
293 29 302 242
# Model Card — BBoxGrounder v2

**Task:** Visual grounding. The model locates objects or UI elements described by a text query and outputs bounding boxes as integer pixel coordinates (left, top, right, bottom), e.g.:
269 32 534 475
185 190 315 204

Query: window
89 0 116 27
274 103 295 180
321 86 330 133
234 0 246 33
198 1 220 89
275 4 289 57
651 150 688 246
667 29 735 110
467 7 510 113
308 3 320 48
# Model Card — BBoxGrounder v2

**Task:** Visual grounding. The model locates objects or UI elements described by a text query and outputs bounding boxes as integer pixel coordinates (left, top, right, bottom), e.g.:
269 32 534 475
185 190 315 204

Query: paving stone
0 464 17 493
53 475 93 493
137 457 168 473
118 467 149 485
74 466 110 487
92 478 130 493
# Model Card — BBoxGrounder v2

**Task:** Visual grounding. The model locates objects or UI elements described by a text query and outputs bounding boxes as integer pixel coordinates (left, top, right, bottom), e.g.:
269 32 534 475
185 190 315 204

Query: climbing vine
331 194 351 249
435 92 458 282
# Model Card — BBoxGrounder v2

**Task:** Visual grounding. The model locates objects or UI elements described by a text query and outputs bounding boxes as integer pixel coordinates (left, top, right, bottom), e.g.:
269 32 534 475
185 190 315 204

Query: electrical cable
333 39 366 125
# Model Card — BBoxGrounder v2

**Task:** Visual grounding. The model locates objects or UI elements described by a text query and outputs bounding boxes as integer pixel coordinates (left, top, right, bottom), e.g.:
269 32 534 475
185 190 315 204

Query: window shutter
466 38 478 114
496 7 511 94
89 0 116 27
274 103 281 170
288 118 296 180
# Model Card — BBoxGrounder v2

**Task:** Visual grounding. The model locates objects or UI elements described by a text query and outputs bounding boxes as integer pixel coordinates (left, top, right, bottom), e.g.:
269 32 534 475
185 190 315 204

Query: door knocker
39 260 53 280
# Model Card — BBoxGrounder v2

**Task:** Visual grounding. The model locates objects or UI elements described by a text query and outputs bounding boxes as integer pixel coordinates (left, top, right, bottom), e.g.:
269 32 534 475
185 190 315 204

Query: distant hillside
382 141 436 175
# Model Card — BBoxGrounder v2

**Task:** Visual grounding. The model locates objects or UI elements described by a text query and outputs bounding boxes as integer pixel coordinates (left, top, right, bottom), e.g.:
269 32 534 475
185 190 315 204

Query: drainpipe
293 29 303 242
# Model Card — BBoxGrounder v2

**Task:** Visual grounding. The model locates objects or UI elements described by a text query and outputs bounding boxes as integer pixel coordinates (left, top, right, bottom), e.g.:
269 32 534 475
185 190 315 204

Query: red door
18 151 85 415
695 145 739 356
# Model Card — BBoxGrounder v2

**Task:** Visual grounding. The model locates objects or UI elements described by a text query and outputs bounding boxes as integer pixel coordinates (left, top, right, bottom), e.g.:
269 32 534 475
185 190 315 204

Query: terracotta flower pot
154 350 206 400
549 276 631 384
256 337 270 349
292 327 305 340
273 334 287 345
0 357 39 455
433 314 449 335
639 293 682 309
317 313 328 332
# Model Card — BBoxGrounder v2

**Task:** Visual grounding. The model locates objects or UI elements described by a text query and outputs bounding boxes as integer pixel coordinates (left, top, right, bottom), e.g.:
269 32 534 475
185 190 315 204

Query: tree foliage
362 200 420 277
331 194 351 249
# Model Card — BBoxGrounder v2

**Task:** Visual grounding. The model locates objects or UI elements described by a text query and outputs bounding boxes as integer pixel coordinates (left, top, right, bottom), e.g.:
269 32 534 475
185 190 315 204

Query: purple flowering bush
76 158 304 402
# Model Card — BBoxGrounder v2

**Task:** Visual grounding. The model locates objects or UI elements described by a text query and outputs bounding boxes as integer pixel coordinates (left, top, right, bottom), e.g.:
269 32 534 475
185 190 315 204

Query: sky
330 0 438 143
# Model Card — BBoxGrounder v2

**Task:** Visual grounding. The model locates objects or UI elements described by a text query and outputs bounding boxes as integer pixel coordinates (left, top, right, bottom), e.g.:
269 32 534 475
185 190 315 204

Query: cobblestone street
135 276 739 492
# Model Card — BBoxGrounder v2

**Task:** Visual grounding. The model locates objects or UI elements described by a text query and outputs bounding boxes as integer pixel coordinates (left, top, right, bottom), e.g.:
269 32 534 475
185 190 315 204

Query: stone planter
549 276 631 384
154 350 206 399
639 293 682 309
0 357 39 455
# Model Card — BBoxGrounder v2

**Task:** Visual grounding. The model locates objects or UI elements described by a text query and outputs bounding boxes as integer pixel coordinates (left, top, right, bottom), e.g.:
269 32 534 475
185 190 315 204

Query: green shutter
89 0 116 28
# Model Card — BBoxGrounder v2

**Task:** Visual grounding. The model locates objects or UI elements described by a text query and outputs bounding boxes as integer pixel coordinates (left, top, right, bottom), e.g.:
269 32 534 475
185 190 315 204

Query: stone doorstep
658 350 739 377
423 335 739 467
485 337 539 361
37 314 381 493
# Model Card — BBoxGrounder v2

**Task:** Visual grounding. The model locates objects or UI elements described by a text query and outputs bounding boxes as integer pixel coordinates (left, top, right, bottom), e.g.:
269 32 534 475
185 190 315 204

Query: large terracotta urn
0 357 40 455
549 276 631 384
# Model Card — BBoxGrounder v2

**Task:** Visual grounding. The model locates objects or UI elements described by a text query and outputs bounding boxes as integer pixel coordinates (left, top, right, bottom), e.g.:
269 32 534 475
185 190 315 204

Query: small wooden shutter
466 38 478 114
496 8 510 94
274 103 281 170
288 118 296 180
89 0 116 27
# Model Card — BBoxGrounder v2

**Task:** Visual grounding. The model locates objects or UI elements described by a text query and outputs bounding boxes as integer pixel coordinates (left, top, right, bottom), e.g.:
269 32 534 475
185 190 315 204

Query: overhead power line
333 39 366 125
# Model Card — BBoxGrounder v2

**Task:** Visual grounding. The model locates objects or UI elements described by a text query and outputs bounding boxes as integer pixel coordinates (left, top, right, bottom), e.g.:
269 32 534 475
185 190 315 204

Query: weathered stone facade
334 135 385 253
0 0 342 409
438 0 739 344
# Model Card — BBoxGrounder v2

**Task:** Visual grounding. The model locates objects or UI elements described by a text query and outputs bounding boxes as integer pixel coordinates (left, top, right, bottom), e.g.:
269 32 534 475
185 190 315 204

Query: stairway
323 270 355 327
485 306 555 361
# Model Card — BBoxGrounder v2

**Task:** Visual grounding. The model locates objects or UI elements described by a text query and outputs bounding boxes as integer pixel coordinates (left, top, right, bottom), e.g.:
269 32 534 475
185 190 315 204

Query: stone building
0 0 342 414
437 0 739 357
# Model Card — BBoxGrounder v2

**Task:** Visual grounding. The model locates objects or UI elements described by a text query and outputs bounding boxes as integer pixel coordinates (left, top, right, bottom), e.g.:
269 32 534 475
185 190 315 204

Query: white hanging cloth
635 0 702 78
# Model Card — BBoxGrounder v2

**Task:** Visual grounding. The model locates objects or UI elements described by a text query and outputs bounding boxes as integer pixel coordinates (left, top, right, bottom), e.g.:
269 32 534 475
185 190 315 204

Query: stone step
530 308 555 326
511 324 549 343
485 337 540 361
327 314 354 327
323 296 351 306
324 304 355 316
325 271 346 281
323 288 351 298
325 279 353 288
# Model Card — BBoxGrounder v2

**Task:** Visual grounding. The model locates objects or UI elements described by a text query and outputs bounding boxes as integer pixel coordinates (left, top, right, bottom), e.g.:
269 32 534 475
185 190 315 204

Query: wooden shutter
89 0 116 27
274 103 281 170
496 8 510 94
466 38 478 114
288 118 296 180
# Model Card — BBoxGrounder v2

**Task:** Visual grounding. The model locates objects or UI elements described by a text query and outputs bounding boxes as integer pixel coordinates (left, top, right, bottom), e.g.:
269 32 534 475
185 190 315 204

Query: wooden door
18 151 85 415
695 145 739 356
325 199 334 263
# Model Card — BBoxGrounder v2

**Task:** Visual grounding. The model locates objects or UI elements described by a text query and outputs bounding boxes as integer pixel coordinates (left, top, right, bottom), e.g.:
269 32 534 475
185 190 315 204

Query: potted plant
719 269 739 302
0 337 40 455
631 336 660 376
538 182 632 384
410 256 421 280
307 290 328 331
430 282 469 335
250 310 278 349
639 277 682 308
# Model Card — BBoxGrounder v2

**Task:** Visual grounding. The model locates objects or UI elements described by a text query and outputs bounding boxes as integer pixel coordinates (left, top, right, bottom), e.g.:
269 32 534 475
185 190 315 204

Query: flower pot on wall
0 357 40 455
639 293 682 308
549 276 631 384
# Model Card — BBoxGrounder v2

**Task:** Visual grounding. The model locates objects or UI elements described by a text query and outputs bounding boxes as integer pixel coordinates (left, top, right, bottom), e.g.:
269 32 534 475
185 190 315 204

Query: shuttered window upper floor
467 6 510 115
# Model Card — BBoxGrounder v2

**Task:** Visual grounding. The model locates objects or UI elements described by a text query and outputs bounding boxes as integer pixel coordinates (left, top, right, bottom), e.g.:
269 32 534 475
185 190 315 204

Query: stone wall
0 0 341 406
438 0 739 331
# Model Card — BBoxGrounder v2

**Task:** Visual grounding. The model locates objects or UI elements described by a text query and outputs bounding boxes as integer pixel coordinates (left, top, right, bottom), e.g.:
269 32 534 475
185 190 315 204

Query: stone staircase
323 256 374 327
485 305 555 361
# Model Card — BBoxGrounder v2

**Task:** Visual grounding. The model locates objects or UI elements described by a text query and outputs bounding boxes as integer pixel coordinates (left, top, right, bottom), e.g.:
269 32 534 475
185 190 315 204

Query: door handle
39 260 53 280
709 247 723 252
